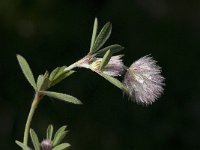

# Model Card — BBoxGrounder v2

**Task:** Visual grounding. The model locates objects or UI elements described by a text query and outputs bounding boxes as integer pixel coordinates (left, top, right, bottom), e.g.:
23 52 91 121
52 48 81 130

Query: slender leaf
37 75 51 91
100 73 127 91
52 143 70 150
50 70 75 87
46 124 54 140
52 126 67 146
53 131 67 146
41 91 82 104
30 129 40 150
15 141 32 150
91 22 112 53
49 67 60 81
90 17 98 52
95 44 124 57
54 66 67 79
17 55 37 90
44 70 49 78
100 49 112 70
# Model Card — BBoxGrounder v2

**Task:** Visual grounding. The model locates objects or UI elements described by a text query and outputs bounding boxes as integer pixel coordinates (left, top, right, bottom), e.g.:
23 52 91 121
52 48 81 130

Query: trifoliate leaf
30 129 40 150
52 143 71 150
91 22 112 53
100 73 127 91
37 75 51 91
95 44 124 57
90 17 98 53
47 124 54 140
17 55 37 90
52 126 68 146
100 49 112 70
41 91 82 104
15 140 32 150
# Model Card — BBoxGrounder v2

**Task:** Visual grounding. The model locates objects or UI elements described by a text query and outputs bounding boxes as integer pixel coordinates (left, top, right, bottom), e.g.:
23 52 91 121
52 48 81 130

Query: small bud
123 55 165 105
41 139 53 150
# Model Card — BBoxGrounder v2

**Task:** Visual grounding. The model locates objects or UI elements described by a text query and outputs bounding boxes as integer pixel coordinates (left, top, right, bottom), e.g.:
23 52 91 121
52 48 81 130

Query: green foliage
52 143 70 150
95 44 124 57
90 18 98 52
52 126 68 146
100 49 112 70
100 73 127 91
46 124 54 141
15 141 32 150
49 66 75 87
37 75 51 91
30 129 40 150
41 91 82 104
90 21 112 53
17 54 37 90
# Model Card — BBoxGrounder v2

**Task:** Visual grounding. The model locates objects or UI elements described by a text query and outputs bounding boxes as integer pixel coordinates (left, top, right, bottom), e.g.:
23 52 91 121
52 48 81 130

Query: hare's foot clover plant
16 18 165 150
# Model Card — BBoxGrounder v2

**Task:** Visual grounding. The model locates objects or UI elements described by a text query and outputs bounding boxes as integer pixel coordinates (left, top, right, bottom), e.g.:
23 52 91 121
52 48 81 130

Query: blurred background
0 0 200 149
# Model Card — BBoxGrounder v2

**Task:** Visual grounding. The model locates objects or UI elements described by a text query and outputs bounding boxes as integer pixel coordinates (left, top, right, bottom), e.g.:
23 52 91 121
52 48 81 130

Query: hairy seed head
123 55 165 105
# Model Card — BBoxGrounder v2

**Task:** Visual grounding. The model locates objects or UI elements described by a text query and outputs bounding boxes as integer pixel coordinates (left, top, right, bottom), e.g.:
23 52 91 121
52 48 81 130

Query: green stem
23 92 41 146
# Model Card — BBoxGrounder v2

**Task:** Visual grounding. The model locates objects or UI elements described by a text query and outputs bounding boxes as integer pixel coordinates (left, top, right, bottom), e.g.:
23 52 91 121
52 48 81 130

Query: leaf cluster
17 55 82 104
16 125 70 150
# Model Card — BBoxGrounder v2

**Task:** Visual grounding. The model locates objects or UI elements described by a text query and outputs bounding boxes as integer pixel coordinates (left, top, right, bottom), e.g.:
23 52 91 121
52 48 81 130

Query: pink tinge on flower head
41 139 53 150
103 55 125 76
123 55 165 105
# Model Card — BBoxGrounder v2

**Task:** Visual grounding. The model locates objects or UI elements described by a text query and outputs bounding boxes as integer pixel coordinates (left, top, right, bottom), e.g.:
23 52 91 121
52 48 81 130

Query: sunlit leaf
91 22 112 53
17 55 37 90
52 126 68 146
52 143 70 150
95 44 124 57
15 140 32 150
41 91 82 104
90 17 98 53
30 129 40 150
46 124 54 140
100 49 112 70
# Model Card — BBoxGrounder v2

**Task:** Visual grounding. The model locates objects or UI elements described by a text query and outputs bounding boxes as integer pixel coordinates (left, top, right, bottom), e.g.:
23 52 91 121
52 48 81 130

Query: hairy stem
23 92 41 146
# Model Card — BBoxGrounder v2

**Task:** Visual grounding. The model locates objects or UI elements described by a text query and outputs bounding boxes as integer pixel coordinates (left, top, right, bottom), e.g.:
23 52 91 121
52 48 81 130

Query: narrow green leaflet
49 67 60 81
54 66 67 79
52 126 67 146
50 70 75 87
37 75 51 91
100 49 112 70
44 70 49 78
95 44 124 57
17 55 37 90
52 143 71 150
90 17 98 52
46 124 54 140
15 141 32 150
41 91 82 104
30 129 40 150
91 22 112 53
100 73 127 91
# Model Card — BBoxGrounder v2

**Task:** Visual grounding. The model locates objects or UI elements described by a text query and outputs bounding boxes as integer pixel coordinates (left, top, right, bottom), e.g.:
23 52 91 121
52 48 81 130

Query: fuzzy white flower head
123 55 165 105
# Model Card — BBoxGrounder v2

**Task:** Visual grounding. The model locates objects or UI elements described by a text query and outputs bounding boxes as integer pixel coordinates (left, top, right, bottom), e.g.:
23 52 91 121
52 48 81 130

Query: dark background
0 0 200 149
